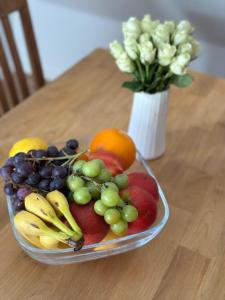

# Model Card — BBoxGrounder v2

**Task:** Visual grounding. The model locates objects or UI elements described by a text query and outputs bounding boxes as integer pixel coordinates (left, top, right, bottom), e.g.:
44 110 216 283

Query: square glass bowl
6 152 169 265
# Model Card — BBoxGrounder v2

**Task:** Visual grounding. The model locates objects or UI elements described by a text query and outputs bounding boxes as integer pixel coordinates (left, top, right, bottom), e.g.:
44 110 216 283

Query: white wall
11 0 225 80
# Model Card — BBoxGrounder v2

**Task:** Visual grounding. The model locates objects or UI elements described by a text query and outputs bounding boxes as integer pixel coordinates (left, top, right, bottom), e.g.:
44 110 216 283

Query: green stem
52 217 75 237
145 64 150 80
62 209 82 236
136 60 145 83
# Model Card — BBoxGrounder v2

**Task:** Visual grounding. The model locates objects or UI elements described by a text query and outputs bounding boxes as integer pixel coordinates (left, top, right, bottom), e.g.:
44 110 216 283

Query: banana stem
63 209 82 235
44 228 70 241
52 217 75 237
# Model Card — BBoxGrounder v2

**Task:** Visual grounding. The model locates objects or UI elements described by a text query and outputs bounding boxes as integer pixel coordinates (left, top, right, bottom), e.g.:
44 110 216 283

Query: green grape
73 187 91 205
82 161 101 177
101 188 120 207
114 174 128 189
86 181 100 199
111 220 128 236
104 208 121 225
97 168 112 182
104 182 119 192
94 200 107 216
67 175 84 192
122 205 138 222
72 160 85 174
93 159 105 169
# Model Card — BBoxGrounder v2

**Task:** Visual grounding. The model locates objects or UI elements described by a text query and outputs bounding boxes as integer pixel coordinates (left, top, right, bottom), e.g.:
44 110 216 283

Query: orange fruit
90 128 136 169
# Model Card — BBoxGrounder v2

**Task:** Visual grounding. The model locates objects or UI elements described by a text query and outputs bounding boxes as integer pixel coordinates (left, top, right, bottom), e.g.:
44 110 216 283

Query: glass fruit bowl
6 151 169 265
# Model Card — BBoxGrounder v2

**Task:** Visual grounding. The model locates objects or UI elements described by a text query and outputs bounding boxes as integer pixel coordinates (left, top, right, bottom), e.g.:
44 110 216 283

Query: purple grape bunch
0 139 79 212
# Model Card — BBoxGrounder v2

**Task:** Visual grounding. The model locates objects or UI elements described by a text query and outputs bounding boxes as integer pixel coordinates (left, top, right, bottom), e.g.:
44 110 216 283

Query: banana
39 235 59 249
24 193 80 239
14 211 83 249
46 190 82 235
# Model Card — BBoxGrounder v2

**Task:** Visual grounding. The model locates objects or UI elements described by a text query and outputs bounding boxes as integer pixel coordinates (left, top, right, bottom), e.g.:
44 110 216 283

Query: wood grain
0 49 224 299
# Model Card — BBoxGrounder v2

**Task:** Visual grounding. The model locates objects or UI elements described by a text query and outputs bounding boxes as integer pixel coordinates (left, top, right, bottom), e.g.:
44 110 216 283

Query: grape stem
26 150 87 162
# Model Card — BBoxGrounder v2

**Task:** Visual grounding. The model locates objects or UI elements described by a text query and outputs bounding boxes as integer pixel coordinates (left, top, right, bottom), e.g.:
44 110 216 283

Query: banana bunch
14 191 83 250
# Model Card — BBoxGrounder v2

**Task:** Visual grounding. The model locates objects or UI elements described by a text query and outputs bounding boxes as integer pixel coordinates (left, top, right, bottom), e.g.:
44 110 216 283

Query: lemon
9 137 48 157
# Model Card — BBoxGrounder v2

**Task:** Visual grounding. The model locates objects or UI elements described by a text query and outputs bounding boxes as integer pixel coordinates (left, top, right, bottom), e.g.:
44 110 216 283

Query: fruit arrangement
0 129 160 251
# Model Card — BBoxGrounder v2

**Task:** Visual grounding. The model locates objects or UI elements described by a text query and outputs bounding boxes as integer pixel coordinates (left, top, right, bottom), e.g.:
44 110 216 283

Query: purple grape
50 178 66 191
4 183 15 195
66 139 79 150
5 157 15 167
35 150 47 158
28 149 46 158
17 187 32 200
39 179 50 191
16 161 33 177
39 166 53 178
47 146 59 157
52 166 68 178
25 173 41 186
11 172 24 184
0 166 13 180
12 196 25 212
14 152 27 164
63 147 75 155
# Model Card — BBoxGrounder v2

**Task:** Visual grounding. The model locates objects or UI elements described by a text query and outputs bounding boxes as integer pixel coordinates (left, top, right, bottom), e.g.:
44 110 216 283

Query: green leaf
173 74 193 88
122 81 143 92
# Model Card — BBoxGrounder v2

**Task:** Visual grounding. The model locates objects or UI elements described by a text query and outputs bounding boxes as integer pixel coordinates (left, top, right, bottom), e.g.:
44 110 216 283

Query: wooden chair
0 0 45 114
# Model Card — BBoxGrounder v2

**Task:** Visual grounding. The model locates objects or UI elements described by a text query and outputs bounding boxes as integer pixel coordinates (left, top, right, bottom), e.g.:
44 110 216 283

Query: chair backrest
0 0 44 114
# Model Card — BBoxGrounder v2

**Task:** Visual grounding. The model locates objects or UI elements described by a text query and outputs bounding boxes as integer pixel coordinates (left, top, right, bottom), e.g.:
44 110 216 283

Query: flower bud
173 30 189 45
164 21 176 34
178 43 192 55
158 44 176 66
124 37 139 60
122 17 141 39
116 52 135 73
109 41 124 60
177 20 194 34
138 41 156 64
139 33 150 44
170 61 186 75
152 24 170 46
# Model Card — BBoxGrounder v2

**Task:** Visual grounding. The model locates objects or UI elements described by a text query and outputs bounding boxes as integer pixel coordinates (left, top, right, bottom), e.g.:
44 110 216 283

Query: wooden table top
0 49 225 300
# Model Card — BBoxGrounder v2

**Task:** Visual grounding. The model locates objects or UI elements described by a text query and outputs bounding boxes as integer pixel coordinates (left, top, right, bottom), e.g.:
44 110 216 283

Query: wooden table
0 49 224 300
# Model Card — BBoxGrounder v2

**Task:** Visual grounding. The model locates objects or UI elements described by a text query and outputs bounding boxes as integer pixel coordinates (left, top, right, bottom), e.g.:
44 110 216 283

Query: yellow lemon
9 137 48 157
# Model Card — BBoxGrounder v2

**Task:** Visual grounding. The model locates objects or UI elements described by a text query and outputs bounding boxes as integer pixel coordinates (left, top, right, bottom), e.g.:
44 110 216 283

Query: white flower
188 37 200 58
139 33 150 44
170 53 191 75
152 24 170 46
177 20 194 34
170 61 187 75
116 52 135 73
109 41 124 59
177 53 191 66
124 37 139 60
173 30 189 45
158 44 176 66
164 21 176 34
138 41 156 64
141 15 160 35
122 17 141 39
178 42 192 55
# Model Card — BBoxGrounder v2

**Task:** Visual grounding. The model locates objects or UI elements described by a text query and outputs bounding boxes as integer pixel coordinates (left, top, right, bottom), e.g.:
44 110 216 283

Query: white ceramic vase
128 91 168 160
